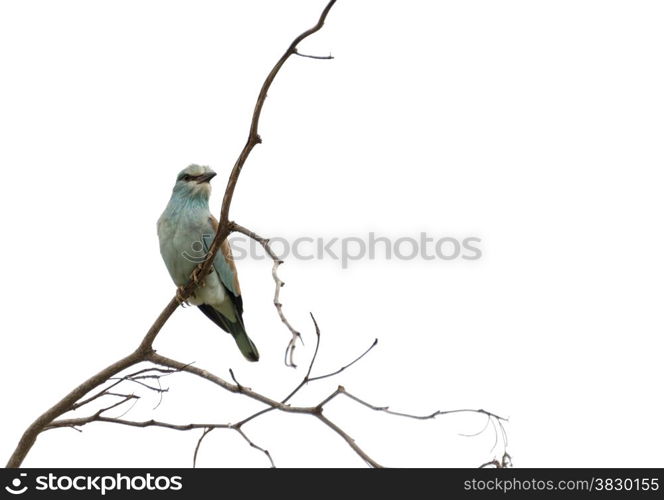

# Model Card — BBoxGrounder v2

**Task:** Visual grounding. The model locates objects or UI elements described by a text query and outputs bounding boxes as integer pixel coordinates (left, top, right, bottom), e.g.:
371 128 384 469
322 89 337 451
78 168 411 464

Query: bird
157 164 259 361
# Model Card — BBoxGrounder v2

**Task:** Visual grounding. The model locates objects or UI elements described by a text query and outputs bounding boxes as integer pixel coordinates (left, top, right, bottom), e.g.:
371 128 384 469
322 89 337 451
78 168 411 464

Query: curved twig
230 222 303 367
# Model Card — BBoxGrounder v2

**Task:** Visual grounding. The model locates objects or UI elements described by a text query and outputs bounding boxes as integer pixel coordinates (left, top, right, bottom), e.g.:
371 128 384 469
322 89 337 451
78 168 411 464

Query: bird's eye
182 175 192 181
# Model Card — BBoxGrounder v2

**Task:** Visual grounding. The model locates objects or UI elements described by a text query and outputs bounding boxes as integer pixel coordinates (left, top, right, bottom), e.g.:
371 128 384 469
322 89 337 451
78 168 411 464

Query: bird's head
172 164 217 199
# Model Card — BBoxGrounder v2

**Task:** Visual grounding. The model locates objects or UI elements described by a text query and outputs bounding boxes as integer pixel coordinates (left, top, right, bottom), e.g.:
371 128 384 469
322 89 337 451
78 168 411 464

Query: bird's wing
202 215 243 314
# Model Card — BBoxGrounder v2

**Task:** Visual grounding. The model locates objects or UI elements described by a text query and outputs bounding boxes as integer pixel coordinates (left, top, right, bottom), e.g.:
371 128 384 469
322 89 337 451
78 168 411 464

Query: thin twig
193 427 215 468
69 379 126 411
294 49 334 60
228 369 243 389
309 338 378 382
315 413 382 468
231 222 303 367
458 414 492 438
334 388 508 422
234 427 275 468
110 377 168 393
49 417 232 432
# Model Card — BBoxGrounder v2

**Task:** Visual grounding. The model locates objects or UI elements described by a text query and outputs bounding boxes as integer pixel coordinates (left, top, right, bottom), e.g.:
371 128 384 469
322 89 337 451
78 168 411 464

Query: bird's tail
231 326 260 363
222 317 260 362
197 304 260 362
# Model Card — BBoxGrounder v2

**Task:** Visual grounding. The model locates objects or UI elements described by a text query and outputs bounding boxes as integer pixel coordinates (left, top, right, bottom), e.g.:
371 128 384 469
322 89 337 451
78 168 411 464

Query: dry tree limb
48 418 231 433
50 414 275 468
192 428 215 468
147 318 506 468
5 0 510 469
205 0 338 279
22 314 508 468
233 428 275 468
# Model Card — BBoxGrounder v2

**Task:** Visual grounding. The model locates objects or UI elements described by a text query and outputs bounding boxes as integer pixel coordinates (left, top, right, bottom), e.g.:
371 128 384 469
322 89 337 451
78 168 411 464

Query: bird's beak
197 172 217 184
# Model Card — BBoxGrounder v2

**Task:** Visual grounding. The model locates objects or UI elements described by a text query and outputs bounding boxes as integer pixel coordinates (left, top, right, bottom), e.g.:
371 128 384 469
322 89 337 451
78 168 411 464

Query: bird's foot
176 286 191 307
192 263 209 287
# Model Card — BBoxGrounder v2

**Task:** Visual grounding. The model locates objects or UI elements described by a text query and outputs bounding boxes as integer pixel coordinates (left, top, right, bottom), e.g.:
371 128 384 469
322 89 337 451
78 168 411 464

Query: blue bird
157 164 259 361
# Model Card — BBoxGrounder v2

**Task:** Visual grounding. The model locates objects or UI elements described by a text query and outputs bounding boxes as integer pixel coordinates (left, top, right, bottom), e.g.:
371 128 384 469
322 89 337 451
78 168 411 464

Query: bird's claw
176 286 191 307
192 263 207 287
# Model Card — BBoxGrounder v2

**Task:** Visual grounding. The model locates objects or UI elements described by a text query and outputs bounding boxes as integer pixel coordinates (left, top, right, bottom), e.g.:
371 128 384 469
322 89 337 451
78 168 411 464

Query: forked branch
41 317 508 468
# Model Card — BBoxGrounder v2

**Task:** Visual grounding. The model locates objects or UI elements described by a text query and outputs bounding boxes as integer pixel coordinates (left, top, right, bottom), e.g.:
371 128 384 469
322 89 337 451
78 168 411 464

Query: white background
1 0 663 468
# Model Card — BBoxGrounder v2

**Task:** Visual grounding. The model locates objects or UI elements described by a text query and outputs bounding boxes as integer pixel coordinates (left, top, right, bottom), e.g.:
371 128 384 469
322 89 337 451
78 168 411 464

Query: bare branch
231 222 302 367
217 0 338 224
146 352 317 416
234 428 275 468
50 414 276 468
69 379 126 411
50 417 231 432
193 428 215 468
193 0 339 309
316 413 382 468
145 350 385 467
110 377 168 394
333 388 508 423
123 367 182 378
294 49 334 60
228 369 243 389
7 350 147 467
46 394 139 430
458 414 492 438
309 338 378 382
315 387 509 467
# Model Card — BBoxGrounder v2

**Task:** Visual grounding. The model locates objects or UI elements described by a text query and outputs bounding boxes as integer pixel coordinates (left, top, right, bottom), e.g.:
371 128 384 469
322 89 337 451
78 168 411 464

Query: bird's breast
157 211 228 307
